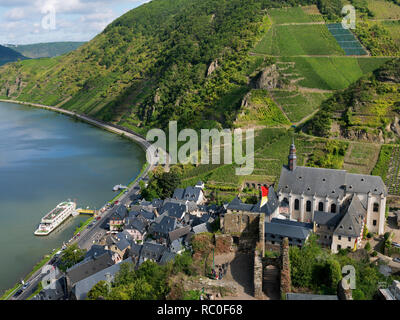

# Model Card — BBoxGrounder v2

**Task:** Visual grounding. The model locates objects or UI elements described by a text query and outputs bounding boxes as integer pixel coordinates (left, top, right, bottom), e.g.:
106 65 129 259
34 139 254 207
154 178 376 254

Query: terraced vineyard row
386 145 400 195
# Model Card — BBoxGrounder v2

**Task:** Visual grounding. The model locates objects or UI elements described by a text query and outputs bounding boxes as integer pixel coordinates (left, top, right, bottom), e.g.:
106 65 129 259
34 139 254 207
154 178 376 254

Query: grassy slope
253 24 345 56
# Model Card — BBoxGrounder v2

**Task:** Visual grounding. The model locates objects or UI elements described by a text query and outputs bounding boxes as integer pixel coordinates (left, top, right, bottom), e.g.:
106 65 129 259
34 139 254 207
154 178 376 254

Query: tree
87 281 110 300
59 244 86 272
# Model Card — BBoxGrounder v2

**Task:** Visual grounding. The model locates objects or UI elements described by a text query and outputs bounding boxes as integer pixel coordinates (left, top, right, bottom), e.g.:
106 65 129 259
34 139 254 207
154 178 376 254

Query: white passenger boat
34 202 77 236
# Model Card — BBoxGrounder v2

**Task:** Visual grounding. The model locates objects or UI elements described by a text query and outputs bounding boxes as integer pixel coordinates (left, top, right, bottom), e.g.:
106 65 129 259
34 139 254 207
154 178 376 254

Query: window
306 200 312 212
294 199 300 210
373 220 377 226
318 202 324 211
373 203 379 212
348 237 351 242
338 236 341 240
331 203 337 213
337 245 341 250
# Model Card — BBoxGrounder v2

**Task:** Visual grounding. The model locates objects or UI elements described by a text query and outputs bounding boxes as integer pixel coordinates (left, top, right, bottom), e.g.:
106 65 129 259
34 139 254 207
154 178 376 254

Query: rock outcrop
342 128 385 143
207 59 219 76
255 64 279 90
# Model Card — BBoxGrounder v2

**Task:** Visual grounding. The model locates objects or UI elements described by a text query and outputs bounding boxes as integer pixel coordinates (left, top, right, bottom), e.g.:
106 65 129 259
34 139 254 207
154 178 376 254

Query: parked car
96 216 101 221
393 257 400 263
13 289 23 297
392 242 400 248
22 282 30 290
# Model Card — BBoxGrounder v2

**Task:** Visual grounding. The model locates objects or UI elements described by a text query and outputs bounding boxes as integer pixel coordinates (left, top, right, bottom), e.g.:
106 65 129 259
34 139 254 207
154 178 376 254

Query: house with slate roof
32 276 68 300
124 215 148 242
109 231 132 259
265 218 313 247
140 242 167 263
277 141 387 237
65 251 115 292
72 258 134 300
159 200 187 221
128 243 143 266
149 215 178 243
172 184 205 204
109 205 129 232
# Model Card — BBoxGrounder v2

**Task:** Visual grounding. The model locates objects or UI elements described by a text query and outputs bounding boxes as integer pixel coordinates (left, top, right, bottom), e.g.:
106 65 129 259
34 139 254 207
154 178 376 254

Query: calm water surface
0 102 146 293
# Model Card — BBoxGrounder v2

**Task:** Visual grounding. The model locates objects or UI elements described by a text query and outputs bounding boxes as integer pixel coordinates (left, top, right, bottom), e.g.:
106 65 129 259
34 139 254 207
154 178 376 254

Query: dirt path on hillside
275 21 326 26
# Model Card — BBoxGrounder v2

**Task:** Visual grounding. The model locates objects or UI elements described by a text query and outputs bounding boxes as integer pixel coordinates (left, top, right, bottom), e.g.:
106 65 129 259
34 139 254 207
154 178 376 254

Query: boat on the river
34 202 77 236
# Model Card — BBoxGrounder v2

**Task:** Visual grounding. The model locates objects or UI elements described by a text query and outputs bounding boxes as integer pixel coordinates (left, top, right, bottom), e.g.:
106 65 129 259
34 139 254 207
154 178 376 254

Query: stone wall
254 251 264 299
280 238 291 297
222 212 260 235
223 212 260 252
259 213 265 257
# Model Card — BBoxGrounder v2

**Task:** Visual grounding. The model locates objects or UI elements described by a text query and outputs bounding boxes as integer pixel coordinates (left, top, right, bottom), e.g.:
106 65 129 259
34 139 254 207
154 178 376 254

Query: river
0 102 146 293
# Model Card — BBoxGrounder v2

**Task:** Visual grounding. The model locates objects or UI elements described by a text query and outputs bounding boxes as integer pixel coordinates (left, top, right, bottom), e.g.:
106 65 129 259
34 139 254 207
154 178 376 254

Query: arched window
294 199 300 210
373 203 379 212
306 200 312 212
318 202 324 212
331 203 337 213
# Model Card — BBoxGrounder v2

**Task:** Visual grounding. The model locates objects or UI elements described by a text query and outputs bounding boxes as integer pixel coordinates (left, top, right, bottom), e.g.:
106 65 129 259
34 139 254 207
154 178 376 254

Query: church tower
288 139 297 171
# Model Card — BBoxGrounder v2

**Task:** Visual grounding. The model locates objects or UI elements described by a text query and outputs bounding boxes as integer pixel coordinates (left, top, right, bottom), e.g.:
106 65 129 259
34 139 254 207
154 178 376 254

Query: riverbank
0 99 157 300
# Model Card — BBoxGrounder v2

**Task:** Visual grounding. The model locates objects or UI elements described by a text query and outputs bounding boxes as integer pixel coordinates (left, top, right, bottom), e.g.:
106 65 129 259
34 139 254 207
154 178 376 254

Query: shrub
364 242 371 252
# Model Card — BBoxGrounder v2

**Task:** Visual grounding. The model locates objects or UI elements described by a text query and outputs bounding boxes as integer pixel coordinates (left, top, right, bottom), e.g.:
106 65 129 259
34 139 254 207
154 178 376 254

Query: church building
277 141 387 253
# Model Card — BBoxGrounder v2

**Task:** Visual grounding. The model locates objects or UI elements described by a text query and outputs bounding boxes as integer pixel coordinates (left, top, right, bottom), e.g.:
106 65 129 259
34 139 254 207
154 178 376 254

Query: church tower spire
288 139 297 171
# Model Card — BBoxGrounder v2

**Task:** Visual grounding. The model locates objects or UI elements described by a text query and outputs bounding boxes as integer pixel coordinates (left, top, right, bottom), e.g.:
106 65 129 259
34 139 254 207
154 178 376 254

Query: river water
0 102 146 293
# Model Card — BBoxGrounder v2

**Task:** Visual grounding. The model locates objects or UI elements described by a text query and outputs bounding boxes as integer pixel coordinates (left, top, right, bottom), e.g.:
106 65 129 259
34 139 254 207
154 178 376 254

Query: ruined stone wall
280 238 291 298
223 212 260 235
223 212 260 252
254 251 264 299
258 213 265 257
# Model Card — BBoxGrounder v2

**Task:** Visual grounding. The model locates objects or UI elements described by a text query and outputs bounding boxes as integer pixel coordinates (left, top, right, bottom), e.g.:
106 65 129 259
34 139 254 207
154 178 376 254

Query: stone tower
288 139 297 171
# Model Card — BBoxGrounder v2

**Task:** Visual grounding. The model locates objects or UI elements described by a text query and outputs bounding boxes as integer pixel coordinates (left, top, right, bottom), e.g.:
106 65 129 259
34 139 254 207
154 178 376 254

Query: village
28 142 400 301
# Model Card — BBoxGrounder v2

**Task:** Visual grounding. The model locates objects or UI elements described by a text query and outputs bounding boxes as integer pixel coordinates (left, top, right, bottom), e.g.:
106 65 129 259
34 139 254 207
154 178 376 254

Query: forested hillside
0 0 276 133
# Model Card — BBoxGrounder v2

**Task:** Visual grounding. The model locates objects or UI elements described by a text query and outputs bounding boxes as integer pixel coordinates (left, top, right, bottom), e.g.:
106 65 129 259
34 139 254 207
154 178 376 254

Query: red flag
261 186 269 207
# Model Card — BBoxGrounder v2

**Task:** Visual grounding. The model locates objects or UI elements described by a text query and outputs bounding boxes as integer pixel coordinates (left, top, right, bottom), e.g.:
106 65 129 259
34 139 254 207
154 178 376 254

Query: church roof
334 195 366 238
278 166 387 198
